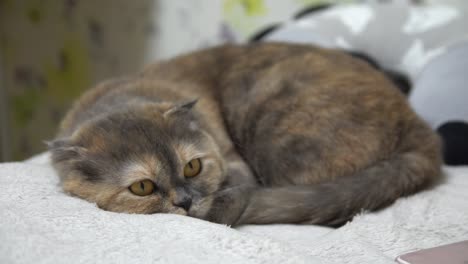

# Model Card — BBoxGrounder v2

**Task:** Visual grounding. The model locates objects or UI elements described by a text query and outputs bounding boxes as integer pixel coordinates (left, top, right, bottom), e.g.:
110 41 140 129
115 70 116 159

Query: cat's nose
174 196 192 211
173 188 192 211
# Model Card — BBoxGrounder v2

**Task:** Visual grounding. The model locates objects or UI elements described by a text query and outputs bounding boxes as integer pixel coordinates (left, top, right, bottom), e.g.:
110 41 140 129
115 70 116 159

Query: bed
0 153 467 263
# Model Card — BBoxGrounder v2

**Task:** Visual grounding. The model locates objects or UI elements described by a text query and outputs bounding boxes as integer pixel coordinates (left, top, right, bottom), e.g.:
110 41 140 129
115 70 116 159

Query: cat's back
212 43 429 186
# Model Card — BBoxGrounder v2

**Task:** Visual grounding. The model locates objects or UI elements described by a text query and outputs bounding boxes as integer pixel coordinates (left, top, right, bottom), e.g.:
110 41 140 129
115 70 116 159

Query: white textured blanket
1 153 467 264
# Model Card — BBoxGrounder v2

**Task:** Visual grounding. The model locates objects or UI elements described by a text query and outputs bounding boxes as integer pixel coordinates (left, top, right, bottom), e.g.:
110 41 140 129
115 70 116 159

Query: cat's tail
235 120 442 226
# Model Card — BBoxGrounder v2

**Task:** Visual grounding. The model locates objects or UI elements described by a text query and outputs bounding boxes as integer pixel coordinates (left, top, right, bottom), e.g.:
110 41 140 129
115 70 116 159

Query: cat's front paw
188 186 253 226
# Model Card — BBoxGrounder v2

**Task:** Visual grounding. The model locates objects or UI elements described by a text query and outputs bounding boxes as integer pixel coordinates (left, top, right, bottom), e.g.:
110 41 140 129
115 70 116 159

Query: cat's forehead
69 107 211 182
105 106 200 137
120 155 165 185
79 111 170 148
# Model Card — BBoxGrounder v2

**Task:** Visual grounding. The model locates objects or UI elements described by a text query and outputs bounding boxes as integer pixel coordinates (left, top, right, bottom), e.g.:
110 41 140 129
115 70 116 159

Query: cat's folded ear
163 99 198 118
45 138 87 162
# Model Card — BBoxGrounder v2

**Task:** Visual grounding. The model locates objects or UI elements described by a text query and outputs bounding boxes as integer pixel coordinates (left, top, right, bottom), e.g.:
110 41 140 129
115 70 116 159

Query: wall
0 0 156 160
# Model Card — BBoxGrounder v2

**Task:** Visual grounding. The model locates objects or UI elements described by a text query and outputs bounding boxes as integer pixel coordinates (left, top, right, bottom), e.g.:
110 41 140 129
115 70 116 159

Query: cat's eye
184 158 202 178
129 179 155 196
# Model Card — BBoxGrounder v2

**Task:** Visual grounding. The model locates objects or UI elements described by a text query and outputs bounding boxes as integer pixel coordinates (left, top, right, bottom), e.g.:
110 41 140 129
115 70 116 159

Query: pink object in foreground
396 240 468 264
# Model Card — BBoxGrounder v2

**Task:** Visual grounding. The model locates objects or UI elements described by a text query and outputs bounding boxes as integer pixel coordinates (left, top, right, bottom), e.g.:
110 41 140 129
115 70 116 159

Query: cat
49 42 442 226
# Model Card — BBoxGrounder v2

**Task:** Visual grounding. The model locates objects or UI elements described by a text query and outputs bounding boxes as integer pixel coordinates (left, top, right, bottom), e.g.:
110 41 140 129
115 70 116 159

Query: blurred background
0 0 464 161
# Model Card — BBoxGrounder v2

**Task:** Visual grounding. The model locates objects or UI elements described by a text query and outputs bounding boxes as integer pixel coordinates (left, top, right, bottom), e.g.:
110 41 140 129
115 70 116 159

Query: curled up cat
49 43 442 226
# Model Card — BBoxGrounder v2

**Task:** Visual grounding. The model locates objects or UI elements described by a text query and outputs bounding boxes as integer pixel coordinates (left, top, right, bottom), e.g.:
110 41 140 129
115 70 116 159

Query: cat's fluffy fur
50 43 442 226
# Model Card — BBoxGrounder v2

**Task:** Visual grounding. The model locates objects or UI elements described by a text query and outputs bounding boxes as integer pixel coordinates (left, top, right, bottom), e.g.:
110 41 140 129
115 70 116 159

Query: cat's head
49 100 226 216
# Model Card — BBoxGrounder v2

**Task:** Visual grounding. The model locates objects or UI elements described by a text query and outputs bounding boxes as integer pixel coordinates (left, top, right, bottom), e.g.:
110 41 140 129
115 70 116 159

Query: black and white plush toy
410 44 468 165
251 3 468 165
